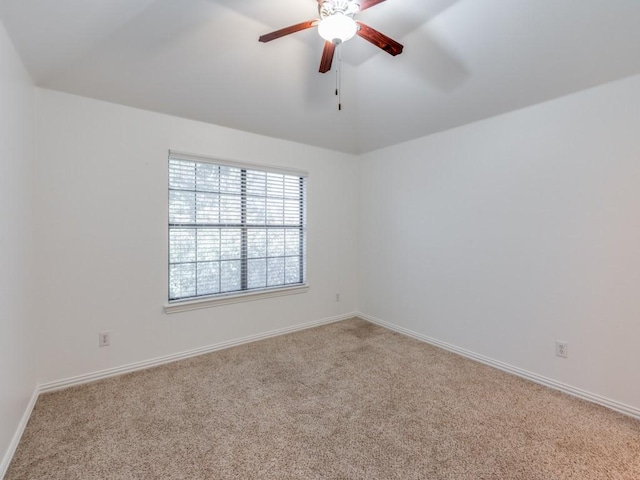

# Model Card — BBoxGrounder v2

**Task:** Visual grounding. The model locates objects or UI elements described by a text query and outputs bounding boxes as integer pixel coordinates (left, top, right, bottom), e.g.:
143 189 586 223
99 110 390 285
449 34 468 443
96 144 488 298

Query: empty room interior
2 0 640 478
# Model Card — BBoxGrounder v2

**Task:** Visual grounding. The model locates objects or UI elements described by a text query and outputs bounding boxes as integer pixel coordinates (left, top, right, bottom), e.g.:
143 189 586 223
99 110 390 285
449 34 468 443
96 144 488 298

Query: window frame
164 151 308 314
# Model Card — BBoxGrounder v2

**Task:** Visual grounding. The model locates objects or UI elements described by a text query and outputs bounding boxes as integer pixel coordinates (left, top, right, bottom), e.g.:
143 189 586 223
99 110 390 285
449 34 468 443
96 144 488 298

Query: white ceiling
2 0 640 154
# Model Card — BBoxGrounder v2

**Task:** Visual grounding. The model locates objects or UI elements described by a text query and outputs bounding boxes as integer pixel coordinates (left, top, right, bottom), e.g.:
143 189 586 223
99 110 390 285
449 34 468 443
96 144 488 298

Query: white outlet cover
99 331 111 347
555 341 568 358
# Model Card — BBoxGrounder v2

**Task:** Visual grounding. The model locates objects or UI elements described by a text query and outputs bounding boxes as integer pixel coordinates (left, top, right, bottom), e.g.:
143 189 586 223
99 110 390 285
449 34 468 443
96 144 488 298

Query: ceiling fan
259 0 404 74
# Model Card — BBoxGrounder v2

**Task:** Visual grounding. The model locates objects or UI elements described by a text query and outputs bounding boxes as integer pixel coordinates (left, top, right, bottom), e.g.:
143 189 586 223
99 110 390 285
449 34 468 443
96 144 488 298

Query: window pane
220 166 241 194
246 171 266 196
169 190 195 224
197 261 220 295
170 228 196 263
248 229 267 258
248 258 267 289
195 163 219 193
284 199 299 224
246 196 266 224
196 192 219 224
221 260 241 292
284 176 300 199
285 256 300 284
267 257 285 287
267 229 285 257
285 229 300 256
170 263 196 299
220 194 241 224
197 229 220 261
267 172 284 197
169 160 195 190
266 197 284 225
220 229 241 260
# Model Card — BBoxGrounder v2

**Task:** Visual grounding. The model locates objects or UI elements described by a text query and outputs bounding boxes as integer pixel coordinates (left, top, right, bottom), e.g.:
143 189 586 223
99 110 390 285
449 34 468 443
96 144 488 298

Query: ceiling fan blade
319 41 336 73
358 0 388 11
259 20 318 43
356 22 403 56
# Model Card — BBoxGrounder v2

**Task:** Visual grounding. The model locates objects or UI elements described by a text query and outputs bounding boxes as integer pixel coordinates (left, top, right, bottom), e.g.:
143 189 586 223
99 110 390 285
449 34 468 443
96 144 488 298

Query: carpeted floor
6 318 640 479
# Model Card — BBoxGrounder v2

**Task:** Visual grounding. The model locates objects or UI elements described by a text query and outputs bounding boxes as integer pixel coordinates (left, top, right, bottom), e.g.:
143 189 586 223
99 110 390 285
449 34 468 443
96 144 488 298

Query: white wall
35 89 359 385
359 74 640 411
0 19 36 473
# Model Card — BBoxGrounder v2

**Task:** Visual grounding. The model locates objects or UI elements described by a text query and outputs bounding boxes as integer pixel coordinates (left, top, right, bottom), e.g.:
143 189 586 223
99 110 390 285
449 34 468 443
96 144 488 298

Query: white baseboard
0 387 39 479
39 312 357 394
358 312 640 420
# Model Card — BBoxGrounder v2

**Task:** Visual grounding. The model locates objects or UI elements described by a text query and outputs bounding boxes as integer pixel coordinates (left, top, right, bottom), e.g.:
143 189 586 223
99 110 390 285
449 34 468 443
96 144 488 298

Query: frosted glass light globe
318 14 357 43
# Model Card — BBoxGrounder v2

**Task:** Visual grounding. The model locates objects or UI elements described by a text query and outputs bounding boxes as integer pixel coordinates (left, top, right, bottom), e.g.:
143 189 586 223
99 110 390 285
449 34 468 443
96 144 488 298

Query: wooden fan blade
356 22 403 56
319 41 336 73
359 0 387 11
259 20 318 43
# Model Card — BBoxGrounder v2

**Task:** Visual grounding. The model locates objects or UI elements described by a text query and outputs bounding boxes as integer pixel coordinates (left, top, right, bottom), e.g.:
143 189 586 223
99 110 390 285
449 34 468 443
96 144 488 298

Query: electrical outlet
99 331 111 347
555 341 568 358
336 293 340 302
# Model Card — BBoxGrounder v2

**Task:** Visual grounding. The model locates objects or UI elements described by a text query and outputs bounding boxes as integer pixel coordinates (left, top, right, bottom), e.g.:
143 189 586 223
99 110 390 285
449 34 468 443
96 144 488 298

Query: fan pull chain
336 42 342 111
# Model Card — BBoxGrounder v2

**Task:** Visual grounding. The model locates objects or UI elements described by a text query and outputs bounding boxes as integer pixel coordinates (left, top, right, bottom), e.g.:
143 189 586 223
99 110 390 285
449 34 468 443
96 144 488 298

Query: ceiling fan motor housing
319 0 360 19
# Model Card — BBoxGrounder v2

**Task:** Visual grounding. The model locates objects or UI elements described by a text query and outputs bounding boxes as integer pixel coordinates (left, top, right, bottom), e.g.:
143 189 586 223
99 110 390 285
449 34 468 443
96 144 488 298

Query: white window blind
168 154 307 302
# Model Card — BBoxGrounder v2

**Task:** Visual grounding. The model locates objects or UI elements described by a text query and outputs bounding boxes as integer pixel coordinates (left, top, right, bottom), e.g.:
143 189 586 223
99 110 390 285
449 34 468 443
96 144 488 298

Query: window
168 152 307 304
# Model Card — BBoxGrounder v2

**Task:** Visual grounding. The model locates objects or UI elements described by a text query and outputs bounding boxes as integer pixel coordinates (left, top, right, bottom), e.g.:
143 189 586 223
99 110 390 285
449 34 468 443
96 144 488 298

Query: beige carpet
6 318 640 479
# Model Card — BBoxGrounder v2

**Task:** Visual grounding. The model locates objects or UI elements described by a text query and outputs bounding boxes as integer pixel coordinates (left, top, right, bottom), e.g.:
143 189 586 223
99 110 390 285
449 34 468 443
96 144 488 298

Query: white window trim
164 284 309 314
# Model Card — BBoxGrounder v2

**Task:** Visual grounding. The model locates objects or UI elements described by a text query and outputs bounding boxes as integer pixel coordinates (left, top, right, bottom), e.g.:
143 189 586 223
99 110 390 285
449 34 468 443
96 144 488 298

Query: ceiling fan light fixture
318 13 358 43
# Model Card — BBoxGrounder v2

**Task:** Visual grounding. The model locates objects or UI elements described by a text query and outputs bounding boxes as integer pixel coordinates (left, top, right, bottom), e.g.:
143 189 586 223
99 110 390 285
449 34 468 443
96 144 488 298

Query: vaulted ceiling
2 0 640 153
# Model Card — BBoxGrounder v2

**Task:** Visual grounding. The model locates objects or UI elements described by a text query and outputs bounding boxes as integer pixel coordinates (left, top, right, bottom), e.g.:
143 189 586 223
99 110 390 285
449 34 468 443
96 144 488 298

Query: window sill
164 284 309 314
